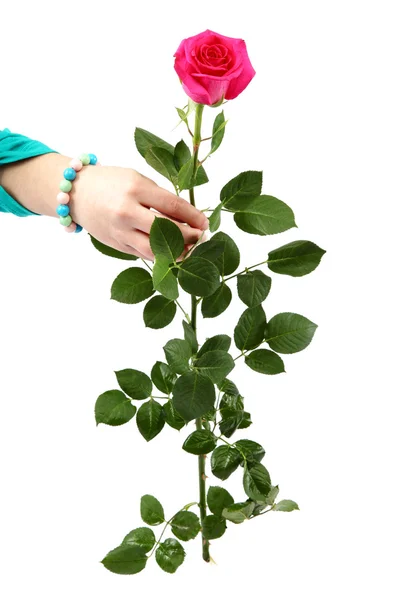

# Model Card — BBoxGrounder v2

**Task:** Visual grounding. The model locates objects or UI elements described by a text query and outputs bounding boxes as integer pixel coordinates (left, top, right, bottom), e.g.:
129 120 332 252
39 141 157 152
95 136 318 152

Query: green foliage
95 390 136 426
135 127 175 158
111 267 154 304
178 256 220 296
198 334 231 357
243 463 272 502
152 255 179 300
136 400 165 441
170 511 201 541
201 514 227 539
163 338 192 374
90 235 138 260
237 270 271 307
163 400 185 430
273 500 300 512
156 538 185 573
140 494 165 525
191 238 225 262
172 371 216 422
234 305 267 350
151 361 176 394
122 527 156 552
228 194 297 235
115 369 152 400
101 544 147 574
144 146 178 186
211 232 240 275
220 171 262 210
210 111 227 154
235 439 266 466
143 295 176 329
245 349 285 375
207 486 234 517
211 445 242 480
222 501 255 524
268 240 326 277
174 139 191 169
150 217 184 262
209 204 222 232
182 430 217 455
193 350 234 384
265 312 317 354
182 320 198 354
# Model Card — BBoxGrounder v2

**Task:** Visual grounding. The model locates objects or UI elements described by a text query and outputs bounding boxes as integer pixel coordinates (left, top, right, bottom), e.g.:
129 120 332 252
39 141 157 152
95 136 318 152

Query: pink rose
174 29 256 106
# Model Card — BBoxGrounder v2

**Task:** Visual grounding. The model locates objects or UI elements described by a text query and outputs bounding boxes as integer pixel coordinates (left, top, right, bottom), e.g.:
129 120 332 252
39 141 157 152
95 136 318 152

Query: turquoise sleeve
0 128 59 217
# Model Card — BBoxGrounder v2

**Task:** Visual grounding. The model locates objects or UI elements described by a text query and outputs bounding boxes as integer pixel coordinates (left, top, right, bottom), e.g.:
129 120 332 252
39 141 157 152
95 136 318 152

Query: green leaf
152 255 179 300
195 164 209 187
233 195 297 236
211 232 240 276
182 430 217 455
156 538 185 574
219 409 244 438
163 338 192 374
178 257 220 297
201 283 232 318
115 369 152 400
237 270 271 307
273 500 300 512
235 439 266 466
210 111 227 154
245 349 285 375
234 306 267 350
122 527 156 552
202 514 227 539
191 239 225 262
151 361 176 395
111 267 154 304
178 156 196 190
209 204 222 232
170 511 201 541
134 127 175 158
182 320 198 354
136 400 165 441
211 445 242 480
150 217 184 262
140 494 165 525
238 411 252 429
95 390 136 426
207 486 234 517
163 400 185 431
252 486 280 515
143 295 176 329
218 378 240 396
144 146 178 185
243 463 272 502
267 240 326 277
101 544 147 575
194 350 234 384
90 235 138 260
174 139 191 170
222 501 255 524
198 334 231 357
172 371 216 422
220 171 262 210
265 312 318 354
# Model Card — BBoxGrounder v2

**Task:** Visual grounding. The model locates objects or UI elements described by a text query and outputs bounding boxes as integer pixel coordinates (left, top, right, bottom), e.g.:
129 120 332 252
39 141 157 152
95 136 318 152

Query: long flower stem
189 102 210 563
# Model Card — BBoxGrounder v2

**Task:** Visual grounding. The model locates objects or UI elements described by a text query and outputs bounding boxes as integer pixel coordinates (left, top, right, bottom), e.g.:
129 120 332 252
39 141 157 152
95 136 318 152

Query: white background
1 0 399 597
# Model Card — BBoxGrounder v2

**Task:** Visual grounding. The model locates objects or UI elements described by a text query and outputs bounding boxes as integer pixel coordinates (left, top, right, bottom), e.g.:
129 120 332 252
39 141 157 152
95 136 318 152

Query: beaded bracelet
56 153 98 233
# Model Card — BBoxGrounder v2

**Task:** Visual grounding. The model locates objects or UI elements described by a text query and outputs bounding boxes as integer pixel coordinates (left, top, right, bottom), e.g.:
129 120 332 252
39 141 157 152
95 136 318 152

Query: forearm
0 153 71 218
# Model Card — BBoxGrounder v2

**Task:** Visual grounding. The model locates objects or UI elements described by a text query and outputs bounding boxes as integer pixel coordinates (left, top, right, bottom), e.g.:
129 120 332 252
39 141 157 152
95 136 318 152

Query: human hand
70 164 208 260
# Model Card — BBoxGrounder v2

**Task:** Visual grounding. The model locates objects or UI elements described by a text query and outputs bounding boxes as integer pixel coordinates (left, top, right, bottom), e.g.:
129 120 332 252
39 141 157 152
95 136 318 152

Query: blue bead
56 204 70 217
88 153 97 165
75 224 83 233
63 167 76 181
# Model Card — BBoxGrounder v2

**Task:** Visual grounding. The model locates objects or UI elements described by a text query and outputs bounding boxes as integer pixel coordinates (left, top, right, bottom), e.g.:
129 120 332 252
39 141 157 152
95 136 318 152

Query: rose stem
189 102 210 563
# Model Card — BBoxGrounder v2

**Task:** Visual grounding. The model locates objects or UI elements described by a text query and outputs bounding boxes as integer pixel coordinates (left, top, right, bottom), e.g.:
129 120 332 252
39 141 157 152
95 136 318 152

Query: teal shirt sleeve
0 128 59 217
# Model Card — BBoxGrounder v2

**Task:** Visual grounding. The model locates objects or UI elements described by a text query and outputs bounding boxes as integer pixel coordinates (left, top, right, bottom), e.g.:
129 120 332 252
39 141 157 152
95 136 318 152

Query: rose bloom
174 29 256 106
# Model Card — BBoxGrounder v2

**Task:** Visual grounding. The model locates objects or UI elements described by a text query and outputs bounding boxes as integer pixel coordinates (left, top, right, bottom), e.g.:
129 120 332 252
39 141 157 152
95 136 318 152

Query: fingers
122 229 155 261
133 205 204 245
141 186 209 231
